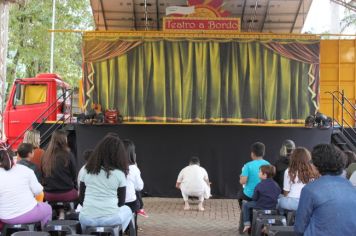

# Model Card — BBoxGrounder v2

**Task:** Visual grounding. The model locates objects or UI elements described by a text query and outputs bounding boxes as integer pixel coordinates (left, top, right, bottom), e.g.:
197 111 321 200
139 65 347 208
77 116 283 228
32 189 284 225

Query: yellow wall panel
320 40 339 64
320 65 338 81
320 39 356 127
320 83 338 99
340 40 355 63
340 64 355 82
339 82 355 98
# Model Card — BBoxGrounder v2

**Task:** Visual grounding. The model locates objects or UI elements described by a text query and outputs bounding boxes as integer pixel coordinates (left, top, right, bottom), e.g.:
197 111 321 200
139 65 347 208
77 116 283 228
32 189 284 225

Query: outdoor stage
74 123 332 198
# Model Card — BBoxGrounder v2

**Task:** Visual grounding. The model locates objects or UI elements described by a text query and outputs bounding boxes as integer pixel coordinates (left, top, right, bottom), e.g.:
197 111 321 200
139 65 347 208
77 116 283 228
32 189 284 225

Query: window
13 84 47 106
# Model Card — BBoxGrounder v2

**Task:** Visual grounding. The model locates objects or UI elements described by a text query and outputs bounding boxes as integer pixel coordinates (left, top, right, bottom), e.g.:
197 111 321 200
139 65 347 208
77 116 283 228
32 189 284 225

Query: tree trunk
0 0 10 136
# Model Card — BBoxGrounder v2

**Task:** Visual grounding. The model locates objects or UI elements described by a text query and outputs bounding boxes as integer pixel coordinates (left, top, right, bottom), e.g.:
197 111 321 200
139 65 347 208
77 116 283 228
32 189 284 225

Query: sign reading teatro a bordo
163 17 240 32
163 0 239 32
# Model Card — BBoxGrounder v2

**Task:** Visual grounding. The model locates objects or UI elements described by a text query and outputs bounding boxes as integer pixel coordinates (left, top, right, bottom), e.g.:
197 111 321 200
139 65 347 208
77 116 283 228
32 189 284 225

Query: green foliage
6 0 94 87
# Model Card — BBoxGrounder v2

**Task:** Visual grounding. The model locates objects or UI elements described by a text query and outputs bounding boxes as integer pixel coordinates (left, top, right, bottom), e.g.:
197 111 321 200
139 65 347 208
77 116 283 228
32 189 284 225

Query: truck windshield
13 84 47 106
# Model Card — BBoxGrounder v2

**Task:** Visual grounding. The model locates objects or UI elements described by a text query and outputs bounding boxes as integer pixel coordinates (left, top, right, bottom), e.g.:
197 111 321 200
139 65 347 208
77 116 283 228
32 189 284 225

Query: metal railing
8 89 73 149
326 90 356 146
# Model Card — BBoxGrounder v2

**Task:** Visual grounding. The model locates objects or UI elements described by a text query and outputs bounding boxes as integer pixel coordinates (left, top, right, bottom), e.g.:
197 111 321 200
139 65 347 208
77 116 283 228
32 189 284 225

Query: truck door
5 82 49 147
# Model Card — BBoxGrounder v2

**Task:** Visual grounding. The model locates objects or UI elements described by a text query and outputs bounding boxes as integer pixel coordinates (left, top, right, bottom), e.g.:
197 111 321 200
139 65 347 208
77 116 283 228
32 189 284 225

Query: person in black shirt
274 139 295 190
242 165 280 233
17 143 41 181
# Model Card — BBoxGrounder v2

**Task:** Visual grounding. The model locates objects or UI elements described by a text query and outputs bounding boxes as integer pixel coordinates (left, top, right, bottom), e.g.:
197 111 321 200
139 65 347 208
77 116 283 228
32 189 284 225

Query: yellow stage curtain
87 40 317 123
83 39 142 63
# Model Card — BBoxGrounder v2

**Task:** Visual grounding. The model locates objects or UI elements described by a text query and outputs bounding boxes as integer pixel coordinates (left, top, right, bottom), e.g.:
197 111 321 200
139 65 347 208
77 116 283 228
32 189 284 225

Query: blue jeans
242 201 257 226
278 196 299 214
79 205 132 231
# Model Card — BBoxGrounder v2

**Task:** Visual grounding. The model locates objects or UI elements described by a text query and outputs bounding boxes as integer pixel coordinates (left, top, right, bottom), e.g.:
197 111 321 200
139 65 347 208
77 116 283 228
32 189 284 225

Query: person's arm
294 187 314 235
283 169 291 196
78 181 86 205
252 184 260 201
134 167 144 191
69 153 78 189
176 169 184 189
240 164 248 185
28 168 43 196
203 168 210 185
117 187 126 207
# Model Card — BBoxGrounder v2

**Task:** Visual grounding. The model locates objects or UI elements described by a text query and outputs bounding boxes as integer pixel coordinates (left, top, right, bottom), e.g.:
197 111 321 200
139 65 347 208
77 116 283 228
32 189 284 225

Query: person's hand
175 182 181 189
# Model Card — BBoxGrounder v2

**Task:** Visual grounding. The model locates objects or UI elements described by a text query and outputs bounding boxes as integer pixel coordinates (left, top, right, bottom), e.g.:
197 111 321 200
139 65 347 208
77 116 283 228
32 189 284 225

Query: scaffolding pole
0 0 10 140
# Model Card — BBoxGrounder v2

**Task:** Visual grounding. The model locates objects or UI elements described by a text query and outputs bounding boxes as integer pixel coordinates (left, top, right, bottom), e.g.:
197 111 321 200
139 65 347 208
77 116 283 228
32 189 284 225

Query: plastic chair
44 220 81 236
85 225 123 236
2 223 40 236
11 231 50 236
251 209 279 230
48 202 75 220
251 215 287 236
266 225 297 236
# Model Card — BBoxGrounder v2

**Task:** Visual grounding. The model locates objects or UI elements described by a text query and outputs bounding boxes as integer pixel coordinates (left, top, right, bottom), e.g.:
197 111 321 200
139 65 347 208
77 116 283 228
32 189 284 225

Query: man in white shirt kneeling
176 156 211 211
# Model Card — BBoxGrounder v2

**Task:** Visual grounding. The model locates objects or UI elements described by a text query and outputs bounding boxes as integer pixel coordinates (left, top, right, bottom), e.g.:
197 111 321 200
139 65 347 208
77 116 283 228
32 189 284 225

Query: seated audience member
41 130 77 219
274 140 295 190
0 149 52 228
295 144 356 236
123 139 144 213
344 150 356 179
79 134 132 231
239 142 270 207
278 147 319 212
176 156 211 211
17 143 42 181
242 165 280 233
23 129 44 171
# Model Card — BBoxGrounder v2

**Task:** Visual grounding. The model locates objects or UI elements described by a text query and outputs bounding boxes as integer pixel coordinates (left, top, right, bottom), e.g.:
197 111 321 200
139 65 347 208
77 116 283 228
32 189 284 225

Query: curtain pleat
88 40 318 123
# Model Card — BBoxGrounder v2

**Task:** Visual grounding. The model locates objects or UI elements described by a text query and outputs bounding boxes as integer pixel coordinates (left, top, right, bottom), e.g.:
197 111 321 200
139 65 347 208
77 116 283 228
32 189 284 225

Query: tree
6 0 93 87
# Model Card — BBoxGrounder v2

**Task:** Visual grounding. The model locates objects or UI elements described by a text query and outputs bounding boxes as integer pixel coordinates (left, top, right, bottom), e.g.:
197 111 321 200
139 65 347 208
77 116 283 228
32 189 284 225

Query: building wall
319 39 356 126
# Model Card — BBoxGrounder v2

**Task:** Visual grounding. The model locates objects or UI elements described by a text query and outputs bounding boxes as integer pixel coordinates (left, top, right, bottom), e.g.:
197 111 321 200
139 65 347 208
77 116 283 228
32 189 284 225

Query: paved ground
137 198 242 236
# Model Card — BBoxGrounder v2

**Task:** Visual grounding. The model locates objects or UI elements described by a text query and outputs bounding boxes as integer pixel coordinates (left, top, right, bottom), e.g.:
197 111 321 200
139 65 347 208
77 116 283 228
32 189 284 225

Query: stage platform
74 123 332 198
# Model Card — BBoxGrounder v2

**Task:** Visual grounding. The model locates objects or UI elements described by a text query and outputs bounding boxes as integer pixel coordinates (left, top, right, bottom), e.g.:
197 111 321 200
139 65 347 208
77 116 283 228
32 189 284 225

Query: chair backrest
286 211 296 226
11 231 50 236
266 225 297 236
2 223 40 236
85 226 122 236
252 215 287 236
44 220 81 235
252 209 279 231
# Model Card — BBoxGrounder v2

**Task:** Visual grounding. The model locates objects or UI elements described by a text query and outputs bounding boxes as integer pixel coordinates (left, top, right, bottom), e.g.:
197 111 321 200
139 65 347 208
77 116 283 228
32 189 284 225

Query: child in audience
123 140 145 214
78 133 132 231
242 165 280 232
17 143 41 181
278 147 319 212
176 156 211 211
239 142 270 207
23 129 44 171
0 148 52 229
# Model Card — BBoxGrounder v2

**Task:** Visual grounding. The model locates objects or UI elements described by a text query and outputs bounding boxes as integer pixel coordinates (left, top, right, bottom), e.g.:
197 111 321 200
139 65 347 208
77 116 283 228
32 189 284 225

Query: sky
302 0 356 34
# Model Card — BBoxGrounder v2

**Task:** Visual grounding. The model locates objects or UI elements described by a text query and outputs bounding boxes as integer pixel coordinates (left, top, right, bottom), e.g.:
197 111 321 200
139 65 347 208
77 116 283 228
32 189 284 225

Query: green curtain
90 40 314 123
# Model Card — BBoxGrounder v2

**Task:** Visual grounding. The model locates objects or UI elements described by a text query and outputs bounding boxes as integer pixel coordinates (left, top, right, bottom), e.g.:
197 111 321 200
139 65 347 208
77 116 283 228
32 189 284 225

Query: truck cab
3 73 71 149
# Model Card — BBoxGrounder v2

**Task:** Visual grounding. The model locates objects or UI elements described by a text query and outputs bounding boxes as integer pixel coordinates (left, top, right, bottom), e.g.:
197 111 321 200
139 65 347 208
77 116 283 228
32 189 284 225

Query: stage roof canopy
90 0 314 33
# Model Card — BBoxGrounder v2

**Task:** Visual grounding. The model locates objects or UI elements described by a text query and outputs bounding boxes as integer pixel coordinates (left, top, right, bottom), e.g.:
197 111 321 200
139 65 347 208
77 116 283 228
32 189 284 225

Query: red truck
3 73 72 149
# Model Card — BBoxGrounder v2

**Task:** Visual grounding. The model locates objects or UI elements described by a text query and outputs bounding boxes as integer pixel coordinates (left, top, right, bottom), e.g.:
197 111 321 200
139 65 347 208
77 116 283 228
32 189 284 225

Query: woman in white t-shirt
0 148 52 229
278 147 319 211
78 134 132 231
